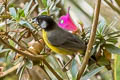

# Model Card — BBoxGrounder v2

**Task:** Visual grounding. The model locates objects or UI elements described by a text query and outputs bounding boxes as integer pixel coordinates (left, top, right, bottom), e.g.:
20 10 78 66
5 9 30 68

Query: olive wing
47 29 86 51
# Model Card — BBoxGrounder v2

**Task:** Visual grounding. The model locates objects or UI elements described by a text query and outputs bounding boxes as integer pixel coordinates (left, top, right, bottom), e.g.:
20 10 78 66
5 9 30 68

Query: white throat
41 20 47 28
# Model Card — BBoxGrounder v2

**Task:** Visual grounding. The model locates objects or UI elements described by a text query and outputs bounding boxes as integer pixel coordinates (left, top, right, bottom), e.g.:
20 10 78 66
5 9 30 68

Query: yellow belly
42 29 74 55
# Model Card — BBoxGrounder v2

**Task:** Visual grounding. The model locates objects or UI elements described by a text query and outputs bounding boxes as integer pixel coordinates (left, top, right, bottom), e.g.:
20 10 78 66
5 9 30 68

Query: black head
33 15 56 31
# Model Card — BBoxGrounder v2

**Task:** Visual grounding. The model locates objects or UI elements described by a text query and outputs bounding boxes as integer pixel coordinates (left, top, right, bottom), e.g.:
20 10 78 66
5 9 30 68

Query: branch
0 63 23 78
77 0 101 80
104 0 120 15
7 34 36 55
43 60 63 80
4 0 8 32
0 37 62 79
0 15 11 19
0 37 46 61
115 0 120 7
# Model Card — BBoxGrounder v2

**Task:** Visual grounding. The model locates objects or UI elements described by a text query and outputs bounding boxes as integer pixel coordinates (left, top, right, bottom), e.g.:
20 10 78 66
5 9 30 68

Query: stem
18 30 27 42
5 0 8 32
0 37 46 61
43 60 63 80
7 35 36 55
115 0 120 7
0 63 23 78
0 36 63 80
62 55 75 72
77 0 101 79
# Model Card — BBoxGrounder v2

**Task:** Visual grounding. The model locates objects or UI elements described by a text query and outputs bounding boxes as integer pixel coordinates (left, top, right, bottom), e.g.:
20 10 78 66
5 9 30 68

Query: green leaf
0 45 10 54
13 8 25 21
0 5 4 13
105 44 120 54
14 57 24 65
38 9 48 15
9 39 15 46
25 59 33 69
106 37 118 44
47 0 52 7
19 65 25 80
46 55 69 79
91 45 97 56
81 66 104 80
97 56 109 66
17 8 25 18
0 49 10 53
98 20 106 34
114 55 120 80
28 2 38 16
16 61 24 74
19 20 35 30
70 59 78 80
42 0 47 7
9 7 17 19
24 0 33 16
107 31 120 36
49 1 55 10
0 45 4 50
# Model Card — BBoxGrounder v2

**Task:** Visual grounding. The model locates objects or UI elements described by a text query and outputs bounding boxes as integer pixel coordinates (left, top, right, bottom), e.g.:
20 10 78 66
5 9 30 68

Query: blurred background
0 0 120 80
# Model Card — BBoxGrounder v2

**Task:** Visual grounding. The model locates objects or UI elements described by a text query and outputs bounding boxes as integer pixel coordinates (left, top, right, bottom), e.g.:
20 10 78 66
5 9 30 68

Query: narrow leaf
70 59 78 80
42 0 47 7
81 66 104 80
105 44 120 54
107 31 120 36
0 49 10 53
114 55 120 80
19 65 25 80
24 0 33 16
9 7 17 18
25 59 33 69
19 20 35 30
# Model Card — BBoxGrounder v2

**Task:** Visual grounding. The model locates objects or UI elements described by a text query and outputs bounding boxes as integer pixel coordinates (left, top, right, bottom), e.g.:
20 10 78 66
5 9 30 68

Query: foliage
0 0 120 80
114 54 120 80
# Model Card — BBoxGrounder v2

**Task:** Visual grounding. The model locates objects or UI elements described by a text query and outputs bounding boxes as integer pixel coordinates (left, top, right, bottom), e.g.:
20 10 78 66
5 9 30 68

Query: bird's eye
60 20 64 24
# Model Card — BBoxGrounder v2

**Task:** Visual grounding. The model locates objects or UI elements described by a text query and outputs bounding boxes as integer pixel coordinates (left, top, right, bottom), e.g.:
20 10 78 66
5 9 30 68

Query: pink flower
58 7 78 31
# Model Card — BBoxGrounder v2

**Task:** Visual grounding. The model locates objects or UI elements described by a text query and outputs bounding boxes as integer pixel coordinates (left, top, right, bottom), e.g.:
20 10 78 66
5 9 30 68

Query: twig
4 0 8 32
43 60 63 80
0 37 46 61
31 30 41 43
18 30 27 42
0 37 63 79
0 63 23 78
7 34 36 55
104 0 120 15
62 55 75 72
38 65 51 80
115 0 120 7
0 15 11 19
77 0 101 80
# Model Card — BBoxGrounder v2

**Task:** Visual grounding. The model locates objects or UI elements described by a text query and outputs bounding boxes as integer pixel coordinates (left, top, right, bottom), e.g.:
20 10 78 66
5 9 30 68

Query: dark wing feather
47 27 86 52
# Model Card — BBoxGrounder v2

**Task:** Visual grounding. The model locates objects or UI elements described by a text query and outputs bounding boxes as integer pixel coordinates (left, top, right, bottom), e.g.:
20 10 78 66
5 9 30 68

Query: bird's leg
62 55 75 72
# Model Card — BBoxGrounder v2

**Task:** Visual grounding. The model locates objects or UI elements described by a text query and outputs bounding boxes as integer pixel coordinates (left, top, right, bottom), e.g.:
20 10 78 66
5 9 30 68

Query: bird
33 15 86 55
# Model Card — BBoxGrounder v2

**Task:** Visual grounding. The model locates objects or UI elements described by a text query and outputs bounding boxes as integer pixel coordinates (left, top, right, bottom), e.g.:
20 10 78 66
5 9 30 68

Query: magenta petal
58 8 78 31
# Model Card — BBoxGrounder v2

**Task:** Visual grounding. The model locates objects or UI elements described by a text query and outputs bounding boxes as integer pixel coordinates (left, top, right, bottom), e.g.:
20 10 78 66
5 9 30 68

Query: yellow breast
42 29 74 55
